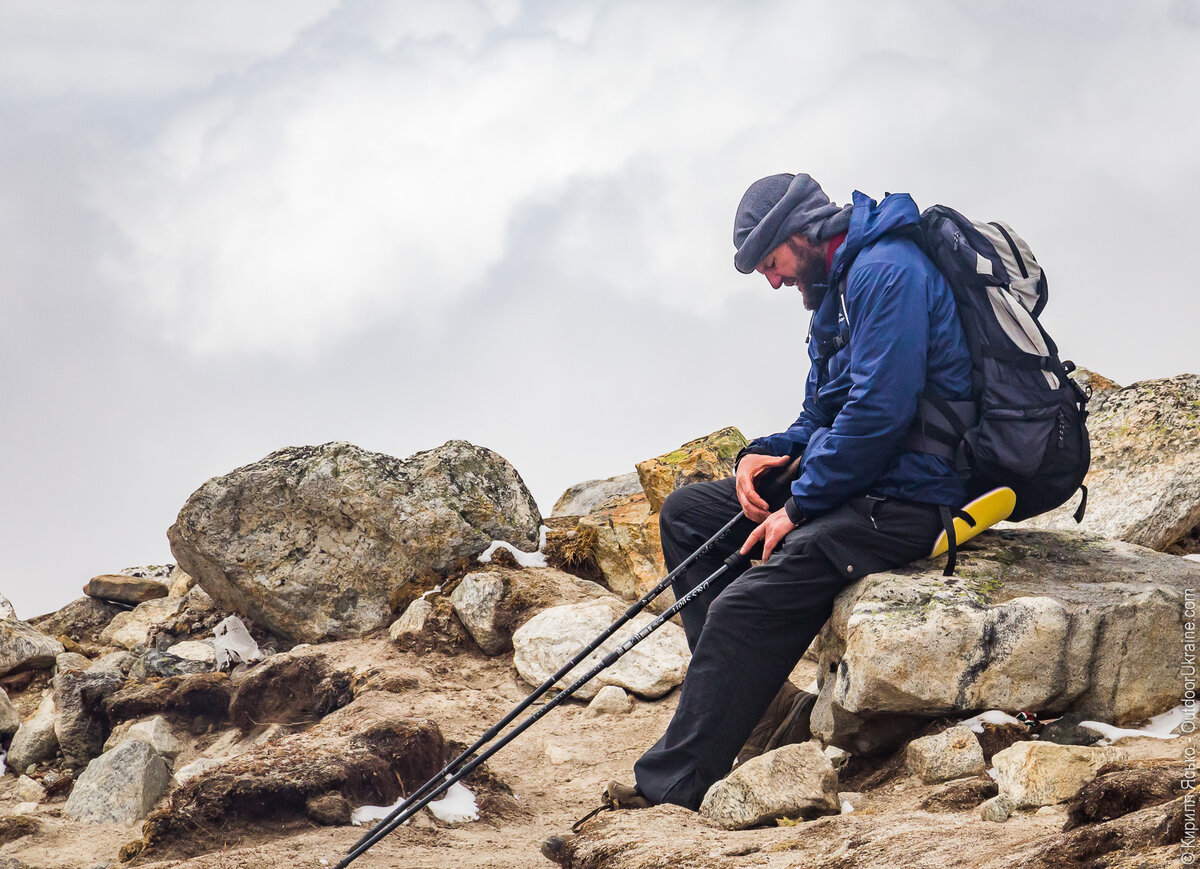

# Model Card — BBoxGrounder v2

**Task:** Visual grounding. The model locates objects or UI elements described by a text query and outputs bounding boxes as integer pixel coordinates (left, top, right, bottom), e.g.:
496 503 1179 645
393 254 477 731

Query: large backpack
906 205 1091 529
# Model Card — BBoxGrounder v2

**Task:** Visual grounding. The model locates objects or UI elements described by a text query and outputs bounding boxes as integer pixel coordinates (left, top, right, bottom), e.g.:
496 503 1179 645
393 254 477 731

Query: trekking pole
340 513 745 860
335 543 758 868
335 455 800 867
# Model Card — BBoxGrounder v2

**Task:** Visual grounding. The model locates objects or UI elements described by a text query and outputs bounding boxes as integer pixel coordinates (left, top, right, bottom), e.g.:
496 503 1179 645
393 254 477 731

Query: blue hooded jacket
746 190 972 517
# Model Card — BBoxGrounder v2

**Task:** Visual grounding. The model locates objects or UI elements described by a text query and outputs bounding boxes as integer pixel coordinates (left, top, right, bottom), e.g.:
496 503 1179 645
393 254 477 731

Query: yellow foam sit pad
928 487 1016 558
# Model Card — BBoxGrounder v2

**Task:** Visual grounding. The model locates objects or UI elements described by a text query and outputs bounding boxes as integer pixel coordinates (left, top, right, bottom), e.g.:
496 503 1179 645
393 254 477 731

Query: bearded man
543 173 973 864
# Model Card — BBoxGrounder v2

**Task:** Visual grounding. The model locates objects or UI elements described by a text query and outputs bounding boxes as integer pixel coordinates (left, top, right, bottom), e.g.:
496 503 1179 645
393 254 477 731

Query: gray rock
64 739 171 823
306 792 351 825
1039 712 1104 746
87 651 134 676
552 472 644 517
55 652 92 673
98 596 187 650
165 640 215 664
29 596 124 645
167 440 542 643
813 529 1197 729
6 692 58 771
450 567 610 656
810 675 924 754
83 575 169 605
905 726 986 784
0 687 19 737
450 572 507 654
53 668 124 766
15 775 46 803
0 593 16 620
388 599 433 640
103 715 182 760
512 599 689 700
993 741 1127 808
586 685 633 717
0 620 64 677
699 741 839 829
980 793 1015 822
128 649 213 681
1024 374 1200 551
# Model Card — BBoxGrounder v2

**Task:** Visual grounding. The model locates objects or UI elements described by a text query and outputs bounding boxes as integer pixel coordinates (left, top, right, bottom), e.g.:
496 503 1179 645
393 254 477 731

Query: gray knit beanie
732 173 852 274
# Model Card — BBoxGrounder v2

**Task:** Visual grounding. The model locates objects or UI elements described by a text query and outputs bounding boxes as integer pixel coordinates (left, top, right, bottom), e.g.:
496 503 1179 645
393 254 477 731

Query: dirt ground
0 638 1186 869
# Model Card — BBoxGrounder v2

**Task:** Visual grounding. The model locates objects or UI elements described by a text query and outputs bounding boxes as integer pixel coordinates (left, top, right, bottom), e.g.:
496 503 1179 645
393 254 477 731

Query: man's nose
765 272 783 290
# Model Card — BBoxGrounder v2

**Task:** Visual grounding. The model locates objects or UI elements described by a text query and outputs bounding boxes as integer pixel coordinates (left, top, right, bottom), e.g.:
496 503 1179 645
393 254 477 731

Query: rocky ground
1 371 1196 869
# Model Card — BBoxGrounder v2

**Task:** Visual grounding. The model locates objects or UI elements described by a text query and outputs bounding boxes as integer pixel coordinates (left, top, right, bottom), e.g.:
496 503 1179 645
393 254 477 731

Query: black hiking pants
632 476 942 811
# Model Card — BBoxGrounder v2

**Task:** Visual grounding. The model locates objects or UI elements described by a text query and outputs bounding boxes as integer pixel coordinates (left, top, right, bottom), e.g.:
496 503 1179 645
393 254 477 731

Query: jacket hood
830 190 921 284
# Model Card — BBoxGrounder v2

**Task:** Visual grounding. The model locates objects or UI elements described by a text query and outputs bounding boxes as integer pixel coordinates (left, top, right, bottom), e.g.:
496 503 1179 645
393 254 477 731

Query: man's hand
740 507 797 562
735 453 792 522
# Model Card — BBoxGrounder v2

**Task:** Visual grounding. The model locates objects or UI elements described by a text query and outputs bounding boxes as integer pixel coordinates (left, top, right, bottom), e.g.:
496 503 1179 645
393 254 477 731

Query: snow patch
428 782 479 823
1184 553 1200 563
351 782 479 827
420 584 443 600
958 710 1024 733
0 748 6 777
1080 704 1185 744
840 800 855 813
478 525 550 568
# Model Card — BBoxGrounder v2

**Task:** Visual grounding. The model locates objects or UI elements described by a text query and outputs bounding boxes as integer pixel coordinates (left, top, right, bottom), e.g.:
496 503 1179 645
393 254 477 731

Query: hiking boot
736 680 802 766
605 780 650 809
763 688 818 753
540 832 575 865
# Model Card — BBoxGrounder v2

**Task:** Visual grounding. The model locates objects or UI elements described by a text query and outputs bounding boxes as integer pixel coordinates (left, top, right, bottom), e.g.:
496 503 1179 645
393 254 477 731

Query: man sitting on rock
545 172 973 863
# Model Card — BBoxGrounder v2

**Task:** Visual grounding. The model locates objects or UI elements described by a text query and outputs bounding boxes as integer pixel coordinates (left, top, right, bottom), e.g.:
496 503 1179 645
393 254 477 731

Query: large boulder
0 621 64 678
635 427 747 513
1025 373 1200 551
449 567 610 655
552 472 644 517
699 741 839 829
64 738 172 823
167 440 542 643
811 528 1196 749
512 599 689 700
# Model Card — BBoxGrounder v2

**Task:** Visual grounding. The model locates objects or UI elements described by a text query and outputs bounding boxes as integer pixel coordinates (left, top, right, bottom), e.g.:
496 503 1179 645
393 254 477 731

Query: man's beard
788 240 830 311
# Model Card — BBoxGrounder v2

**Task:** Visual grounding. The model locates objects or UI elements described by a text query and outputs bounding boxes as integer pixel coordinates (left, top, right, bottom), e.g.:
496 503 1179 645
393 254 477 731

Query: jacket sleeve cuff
784 497 807 526
734 445 773 471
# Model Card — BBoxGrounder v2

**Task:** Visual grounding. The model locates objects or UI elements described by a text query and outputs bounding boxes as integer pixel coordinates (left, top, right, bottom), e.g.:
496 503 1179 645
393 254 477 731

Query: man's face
755 235 828 310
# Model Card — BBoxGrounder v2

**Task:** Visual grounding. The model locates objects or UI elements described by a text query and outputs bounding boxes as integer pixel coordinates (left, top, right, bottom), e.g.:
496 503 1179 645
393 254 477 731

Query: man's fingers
739 523 765 556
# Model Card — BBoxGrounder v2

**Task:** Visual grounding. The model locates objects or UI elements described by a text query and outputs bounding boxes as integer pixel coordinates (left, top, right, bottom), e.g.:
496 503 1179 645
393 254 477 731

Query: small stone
823 745 851 770
87 651 135 676
128 649 213 680
585 685 633 717
103 716 182 760
165 641 216 664
172 756 225 785
699 741 839 830
980 794 1014 822
905 726 986 784
306 792 352 825
838 791 866 812
389 599 433 640
53 668 125 766
543 741 577 764
83 575 169 606
55 652 92 673
16 775 46 803
98 597 187 650
450 573 508 655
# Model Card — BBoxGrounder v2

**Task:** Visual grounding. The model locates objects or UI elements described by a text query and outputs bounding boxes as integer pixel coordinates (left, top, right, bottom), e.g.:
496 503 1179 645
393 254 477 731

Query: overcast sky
2 0 1198 620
